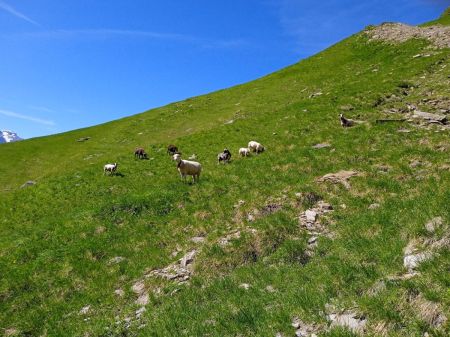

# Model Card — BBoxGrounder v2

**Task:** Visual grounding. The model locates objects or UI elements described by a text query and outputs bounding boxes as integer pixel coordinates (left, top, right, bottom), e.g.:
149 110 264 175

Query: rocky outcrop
366 23 450 49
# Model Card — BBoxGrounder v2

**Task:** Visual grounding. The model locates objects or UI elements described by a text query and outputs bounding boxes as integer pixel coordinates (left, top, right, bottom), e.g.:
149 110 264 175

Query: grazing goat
104 163 118 175
248 141 265 153
167 144 179 155
134 147 148 159
339 113 354 127
173 153 202 183
217 148 232 164
239 147 250 157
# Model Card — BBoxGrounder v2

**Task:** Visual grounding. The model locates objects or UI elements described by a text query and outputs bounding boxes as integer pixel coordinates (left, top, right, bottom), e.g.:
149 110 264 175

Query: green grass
1 9 449 337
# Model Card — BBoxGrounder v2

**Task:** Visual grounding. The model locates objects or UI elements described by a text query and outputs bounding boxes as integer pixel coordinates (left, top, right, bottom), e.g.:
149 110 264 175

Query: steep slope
0 9 449 337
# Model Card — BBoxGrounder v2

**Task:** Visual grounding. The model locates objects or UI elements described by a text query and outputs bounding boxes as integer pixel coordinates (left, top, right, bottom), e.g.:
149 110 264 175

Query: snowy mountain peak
1 130 22 143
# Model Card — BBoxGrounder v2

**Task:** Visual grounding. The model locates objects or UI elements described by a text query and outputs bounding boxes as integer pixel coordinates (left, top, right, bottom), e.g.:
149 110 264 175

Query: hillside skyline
0 0 448 140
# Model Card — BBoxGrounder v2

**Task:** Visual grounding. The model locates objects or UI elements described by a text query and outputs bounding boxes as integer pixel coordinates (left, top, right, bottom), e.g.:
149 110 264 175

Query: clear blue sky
0 0 448 139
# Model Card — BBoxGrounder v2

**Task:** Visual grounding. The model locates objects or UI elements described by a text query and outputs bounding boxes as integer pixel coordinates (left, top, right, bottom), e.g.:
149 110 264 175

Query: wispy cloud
0 109 55 126
16 28 247 49
28 105 55 113
0 1 40 26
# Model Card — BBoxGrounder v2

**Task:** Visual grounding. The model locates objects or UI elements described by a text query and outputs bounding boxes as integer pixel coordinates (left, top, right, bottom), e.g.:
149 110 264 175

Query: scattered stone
114 288 125 297
404 243 432 272
328 311 367 333
247 213 256 222
95 226 106 234
132 281 146 295
224 119 234 125
300 200 333 259
261 203 282 216
317 170 359 189
233 199 245 208
136 293 149 306
77 137 91 142
292 317 322 337
340 105 354 111
425 217 443 233
239 283 251 290
108 256 125 265
308 236 318 244
170 247 181 258
410 294 447 328
4 328 19 336
190 236 205 244
413 110 447 124
397 128 412 133
180 250 196 268
79 305 91 315
375 164 392 173
305 210 317 222
309 92 323 98
409 160 422 168
20 180 36 188
366 280 386 297
135 306 146 319
218 231 241 247
368 203 380 210
312 143 331 149
265 285 276 293
146 250 197 283
299 201 333 234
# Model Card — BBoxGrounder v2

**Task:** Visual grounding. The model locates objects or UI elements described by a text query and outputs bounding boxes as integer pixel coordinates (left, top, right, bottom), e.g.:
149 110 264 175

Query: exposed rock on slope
366 23 450 48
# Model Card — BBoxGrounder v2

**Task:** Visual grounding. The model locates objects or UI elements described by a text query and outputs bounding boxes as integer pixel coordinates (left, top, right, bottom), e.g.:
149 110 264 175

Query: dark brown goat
167 144 179 155
134 147 148 159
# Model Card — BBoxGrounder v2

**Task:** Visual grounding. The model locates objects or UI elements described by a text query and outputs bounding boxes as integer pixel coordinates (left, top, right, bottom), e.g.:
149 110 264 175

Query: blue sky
0 0 448 139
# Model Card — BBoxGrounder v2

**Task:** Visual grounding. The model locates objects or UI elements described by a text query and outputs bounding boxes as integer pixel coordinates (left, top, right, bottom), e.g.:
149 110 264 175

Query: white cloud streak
0 1 40 26
16 28 247 49
0 109 55 126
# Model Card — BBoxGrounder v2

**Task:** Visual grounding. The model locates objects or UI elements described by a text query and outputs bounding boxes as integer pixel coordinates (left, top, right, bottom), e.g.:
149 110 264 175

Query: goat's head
173 153 182 162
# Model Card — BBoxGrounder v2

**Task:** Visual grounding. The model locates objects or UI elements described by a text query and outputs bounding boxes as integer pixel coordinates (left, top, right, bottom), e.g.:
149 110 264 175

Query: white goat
239 147 250 157
248 141 265 153
173 153 202 183
104 163 118 175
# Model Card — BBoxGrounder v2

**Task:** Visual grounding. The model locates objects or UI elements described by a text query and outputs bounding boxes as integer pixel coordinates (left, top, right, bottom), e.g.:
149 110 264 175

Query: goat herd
103 140 266 183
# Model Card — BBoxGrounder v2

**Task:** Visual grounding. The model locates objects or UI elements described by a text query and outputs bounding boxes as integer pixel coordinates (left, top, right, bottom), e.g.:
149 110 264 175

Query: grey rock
79 305 91 315
328 311 367 333
190 236 205 244
425 217 443 233
404 252 432 271
312 143 331 149
239 283 251 290
20 180 36 188
108 256 125 265
413 110 447 124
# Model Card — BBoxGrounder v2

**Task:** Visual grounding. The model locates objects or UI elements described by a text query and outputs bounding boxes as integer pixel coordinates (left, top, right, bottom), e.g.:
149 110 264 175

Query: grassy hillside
1 9 449 337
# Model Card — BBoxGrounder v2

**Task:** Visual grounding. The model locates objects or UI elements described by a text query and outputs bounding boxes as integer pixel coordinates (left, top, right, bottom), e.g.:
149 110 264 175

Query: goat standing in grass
217 148 232 164
248 141 265 153
104 163 118 175
339 113 354 127
167 144 178 156
173 153 202 183
239 147 250 157
134 147 148 159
